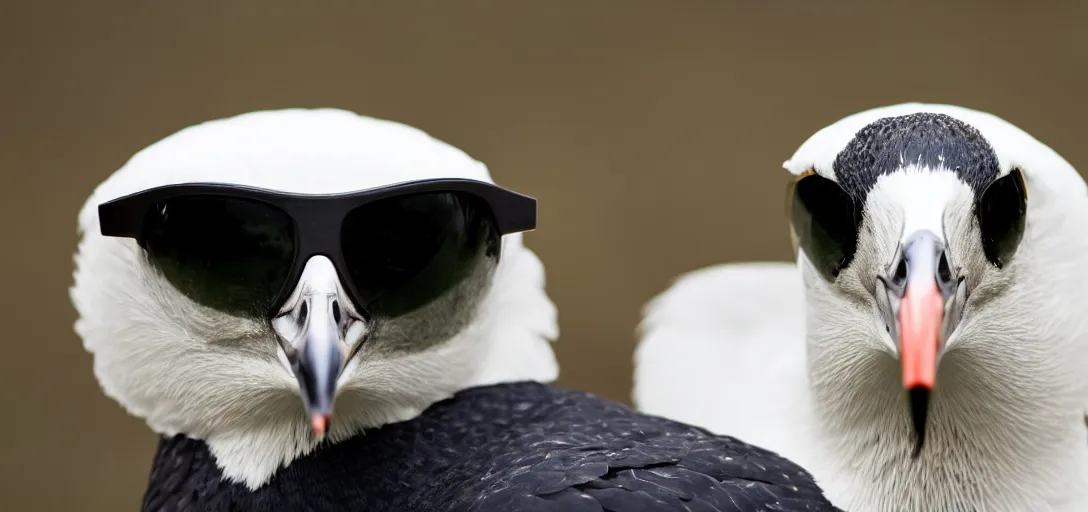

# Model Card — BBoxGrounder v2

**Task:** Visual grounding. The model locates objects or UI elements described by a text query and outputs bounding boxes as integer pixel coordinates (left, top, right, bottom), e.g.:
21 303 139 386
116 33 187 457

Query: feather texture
143 382 839 512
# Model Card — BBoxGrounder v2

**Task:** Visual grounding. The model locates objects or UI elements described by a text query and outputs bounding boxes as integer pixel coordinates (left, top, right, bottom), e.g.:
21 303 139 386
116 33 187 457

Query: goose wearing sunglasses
635 103 1088 511
71 108 838 512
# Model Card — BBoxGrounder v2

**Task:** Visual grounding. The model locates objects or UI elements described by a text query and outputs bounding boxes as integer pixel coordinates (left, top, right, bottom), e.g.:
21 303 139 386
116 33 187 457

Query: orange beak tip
312 414 329 436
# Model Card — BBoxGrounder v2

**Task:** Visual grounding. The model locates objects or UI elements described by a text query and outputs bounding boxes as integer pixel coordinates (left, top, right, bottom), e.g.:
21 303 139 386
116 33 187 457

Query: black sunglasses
98 178 536 319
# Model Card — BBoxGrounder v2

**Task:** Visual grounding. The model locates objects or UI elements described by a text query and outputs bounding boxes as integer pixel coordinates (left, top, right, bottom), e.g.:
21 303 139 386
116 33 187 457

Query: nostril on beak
332 299 341 325
937 253 951 283
893 259 908 289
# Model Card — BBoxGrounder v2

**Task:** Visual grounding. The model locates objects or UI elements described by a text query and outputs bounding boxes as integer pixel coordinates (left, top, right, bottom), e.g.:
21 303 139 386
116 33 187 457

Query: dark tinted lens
142 196 296 315
341 191 501 317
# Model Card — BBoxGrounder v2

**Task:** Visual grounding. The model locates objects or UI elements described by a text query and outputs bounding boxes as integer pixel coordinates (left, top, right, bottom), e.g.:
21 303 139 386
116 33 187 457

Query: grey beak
878 229 964 458
291 293 345 436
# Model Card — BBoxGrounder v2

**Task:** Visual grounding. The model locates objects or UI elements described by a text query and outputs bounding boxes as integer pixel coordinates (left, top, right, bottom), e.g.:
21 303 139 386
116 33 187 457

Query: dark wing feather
143 435 244 512
462 385 839 512
142 382 839 512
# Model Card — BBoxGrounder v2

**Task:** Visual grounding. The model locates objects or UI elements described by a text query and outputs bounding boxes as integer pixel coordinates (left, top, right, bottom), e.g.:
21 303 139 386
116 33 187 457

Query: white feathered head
71 108 559 488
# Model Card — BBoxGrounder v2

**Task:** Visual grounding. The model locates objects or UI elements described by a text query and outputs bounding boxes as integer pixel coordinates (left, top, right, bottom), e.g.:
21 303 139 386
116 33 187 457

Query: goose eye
788 172 863 281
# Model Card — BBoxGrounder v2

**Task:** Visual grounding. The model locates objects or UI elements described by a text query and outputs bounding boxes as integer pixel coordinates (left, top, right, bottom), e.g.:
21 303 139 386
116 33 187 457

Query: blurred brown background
2 1 1086 509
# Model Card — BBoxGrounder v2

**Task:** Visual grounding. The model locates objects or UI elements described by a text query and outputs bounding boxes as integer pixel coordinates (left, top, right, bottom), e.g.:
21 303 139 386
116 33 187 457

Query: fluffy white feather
634 262 818 469
71 108 559 489
635 103 1088 511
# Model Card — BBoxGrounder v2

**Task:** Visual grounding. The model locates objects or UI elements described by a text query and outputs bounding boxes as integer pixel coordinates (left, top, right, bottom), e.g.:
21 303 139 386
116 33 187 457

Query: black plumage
143 382 839 512
833 112 1000 201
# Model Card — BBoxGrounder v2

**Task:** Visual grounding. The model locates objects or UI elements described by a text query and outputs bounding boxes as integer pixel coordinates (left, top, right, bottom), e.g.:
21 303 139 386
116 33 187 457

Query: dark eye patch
789 172 863 281
976 168 1027 268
